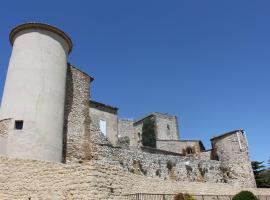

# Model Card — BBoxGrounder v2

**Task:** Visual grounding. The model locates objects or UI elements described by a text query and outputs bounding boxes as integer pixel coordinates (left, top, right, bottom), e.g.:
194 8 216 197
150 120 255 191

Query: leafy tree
142 118 156 148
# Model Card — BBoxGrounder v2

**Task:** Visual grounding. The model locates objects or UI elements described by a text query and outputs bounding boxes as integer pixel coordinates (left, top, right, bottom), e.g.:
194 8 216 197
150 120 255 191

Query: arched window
138 132 141 141
186 146 193 155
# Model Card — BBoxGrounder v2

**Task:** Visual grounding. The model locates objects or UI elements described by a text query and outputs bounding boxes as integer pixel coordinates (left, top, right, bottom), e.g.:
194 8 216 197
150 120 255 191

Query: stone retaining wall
0 156 269 200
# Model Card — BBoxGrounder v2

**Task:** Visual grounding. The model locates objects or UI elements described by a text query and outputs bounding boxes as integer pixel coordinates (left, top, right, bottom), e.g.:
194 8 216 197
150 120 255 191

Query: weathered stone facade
0 22 261 199
211 130 256 188
91 127 254 187
133 112 180 144
0 119 12 155
156 140 205 155
89 101 118 145
63 64 92 163
0 153 269 200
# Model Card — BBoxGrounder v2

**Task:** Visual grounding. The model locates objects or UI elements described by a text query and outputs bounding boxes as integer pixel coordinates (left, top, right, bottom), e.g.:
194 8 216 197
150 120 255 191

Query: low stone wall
0 156 269 200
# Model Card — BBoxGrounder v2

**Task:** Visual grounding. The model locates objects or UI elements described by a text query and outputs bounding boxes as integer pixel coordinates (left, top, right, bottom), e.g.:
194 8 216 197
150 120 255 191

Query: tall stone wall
154 113 180 140
63 64 92 163
118 119 134 139
133 113 180 148
0 156 269 200
211 130 256 188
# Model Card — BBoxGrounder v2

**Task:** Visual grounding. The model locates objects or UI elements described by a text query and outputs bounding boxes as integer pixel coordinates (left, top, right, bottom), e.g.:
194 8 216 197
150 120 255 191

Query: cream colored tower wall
0 24 71 162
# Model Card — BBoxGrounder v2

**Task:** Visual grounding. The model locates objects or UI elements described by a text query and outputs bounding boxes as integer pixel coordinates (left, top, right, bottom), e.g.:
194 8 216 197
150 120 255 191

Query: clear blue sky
0 1 269 165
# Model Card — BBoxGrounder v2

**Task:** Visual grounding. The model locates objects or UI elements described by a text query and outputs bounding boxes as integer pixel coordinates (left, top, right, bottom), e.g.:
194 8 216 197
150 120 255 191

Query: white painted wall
0 26 70 162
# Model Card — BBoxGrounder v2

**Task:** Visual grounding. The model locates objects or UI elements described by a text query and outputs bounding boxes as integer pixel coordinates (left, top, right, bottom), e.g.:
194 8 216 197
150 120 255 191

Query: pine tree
251 161 270 188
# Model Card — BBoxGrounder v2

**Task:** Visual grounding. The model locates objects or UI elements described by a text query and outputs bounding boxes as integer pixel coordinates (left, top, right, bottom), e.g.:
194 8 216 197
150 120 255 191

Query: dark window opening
186 147 193 155
15 120 24 130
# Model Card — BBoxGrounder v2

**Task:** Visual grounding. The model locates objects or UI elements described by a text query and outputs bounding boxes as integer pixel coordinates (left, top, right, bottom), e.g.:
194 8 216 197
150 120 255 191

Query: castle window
138 132 141 141
99 119 107 136
186 147 193 155
15 120 24 130
167 124 170 136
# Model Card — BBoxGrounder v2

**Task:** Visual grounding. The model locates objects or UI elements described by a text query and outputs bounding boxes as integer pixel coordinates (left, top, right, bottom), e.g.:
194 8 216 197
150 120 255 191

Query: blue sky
0 1 269 165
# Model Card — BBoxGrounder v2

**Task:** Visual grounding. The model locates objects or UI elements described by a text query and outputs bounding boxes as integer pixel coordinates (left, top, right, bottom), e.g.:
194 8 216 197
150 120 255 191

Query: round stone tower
0 23 72 162
211 129 256 188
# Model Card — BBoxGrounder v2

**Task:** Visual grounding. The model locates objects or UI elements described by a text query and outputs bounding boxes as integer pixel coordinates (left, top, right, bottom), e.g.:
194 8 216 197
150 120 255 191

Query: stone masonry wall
63 64 91 163
0 155 269 200
0 119 12 155
90 107 118 145
156 140 205 157
91 128 230 185
118 119 136 147
154 113 180 140
0 118 11 137
118 119 134 139
211 131 256 188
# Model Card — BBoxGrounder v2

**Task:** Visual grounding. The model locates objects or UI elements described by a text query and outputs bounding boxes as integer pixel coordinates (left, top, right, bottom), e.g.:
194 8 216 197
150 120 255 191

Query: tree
252 161 265 176
232 191 258 200
142 118 156 148
251 161 270 188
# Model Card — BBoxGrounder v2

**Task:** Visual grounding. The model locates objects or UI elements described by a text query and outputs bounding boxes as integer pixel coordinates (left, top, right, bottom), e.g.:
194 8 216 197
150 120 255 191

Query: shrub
184 194 196 200
232 191 259 200
174 193 196 200
174 193 185 200
167 160 176 171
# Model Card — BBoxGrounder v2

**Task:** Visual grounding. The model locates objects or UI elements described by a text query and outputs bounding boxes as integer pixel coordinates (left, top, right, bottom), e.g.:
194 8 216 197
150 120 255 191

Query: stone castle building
0 22 268 199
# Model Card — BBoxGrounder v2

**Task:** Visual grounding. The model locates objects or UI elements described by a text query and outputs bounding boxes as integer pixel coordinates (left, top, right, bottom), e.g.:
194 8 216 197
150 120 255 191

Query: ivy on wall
142 118 156 148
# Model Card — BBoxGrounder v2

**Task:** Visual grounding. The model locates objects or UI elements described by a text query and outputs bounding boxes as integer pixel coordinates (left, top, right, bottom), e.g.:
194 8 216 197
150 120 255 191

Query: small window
15 120 24 130
186 147 193 155
99 119 107 136
138 132 141 141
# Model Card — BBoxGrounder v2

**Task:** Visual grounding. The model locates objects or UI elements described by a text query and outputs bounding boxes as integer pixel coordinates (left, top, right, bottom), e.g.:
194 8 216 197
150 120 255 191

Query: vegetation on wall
252 161 270 188
174 193 196 200
142 118 156 148
232 191 258 200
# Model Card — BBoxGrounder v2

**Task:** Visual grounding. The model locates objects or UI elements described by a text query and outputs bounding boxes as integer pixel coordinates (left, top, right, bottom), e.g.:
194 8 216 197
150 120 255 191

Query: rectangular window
15 120 24 130
99 119 107 136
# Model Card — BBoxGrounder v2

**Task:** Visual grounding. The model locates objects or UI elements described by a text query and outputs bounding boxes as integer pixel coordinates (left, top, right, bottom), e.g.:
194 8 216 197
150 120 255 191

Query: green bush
232 191 259 200
173 193 196 200
184 194 196 200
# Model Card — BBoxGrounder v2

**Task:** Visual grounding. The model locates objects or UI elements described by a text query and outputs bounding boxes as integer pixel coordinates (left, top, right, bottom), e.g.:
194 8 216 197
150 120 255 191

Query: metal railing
122 193 270 200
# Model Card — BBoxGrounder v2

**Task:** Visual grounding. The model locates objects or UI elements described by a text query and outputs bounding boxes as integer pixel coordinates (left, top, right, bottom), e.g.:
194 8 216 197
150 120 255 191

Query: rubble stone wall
91 129 227 185
211 131 256 188
156 140 205 156
63 64 91 163
0 156 269 200
0 119 12 155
